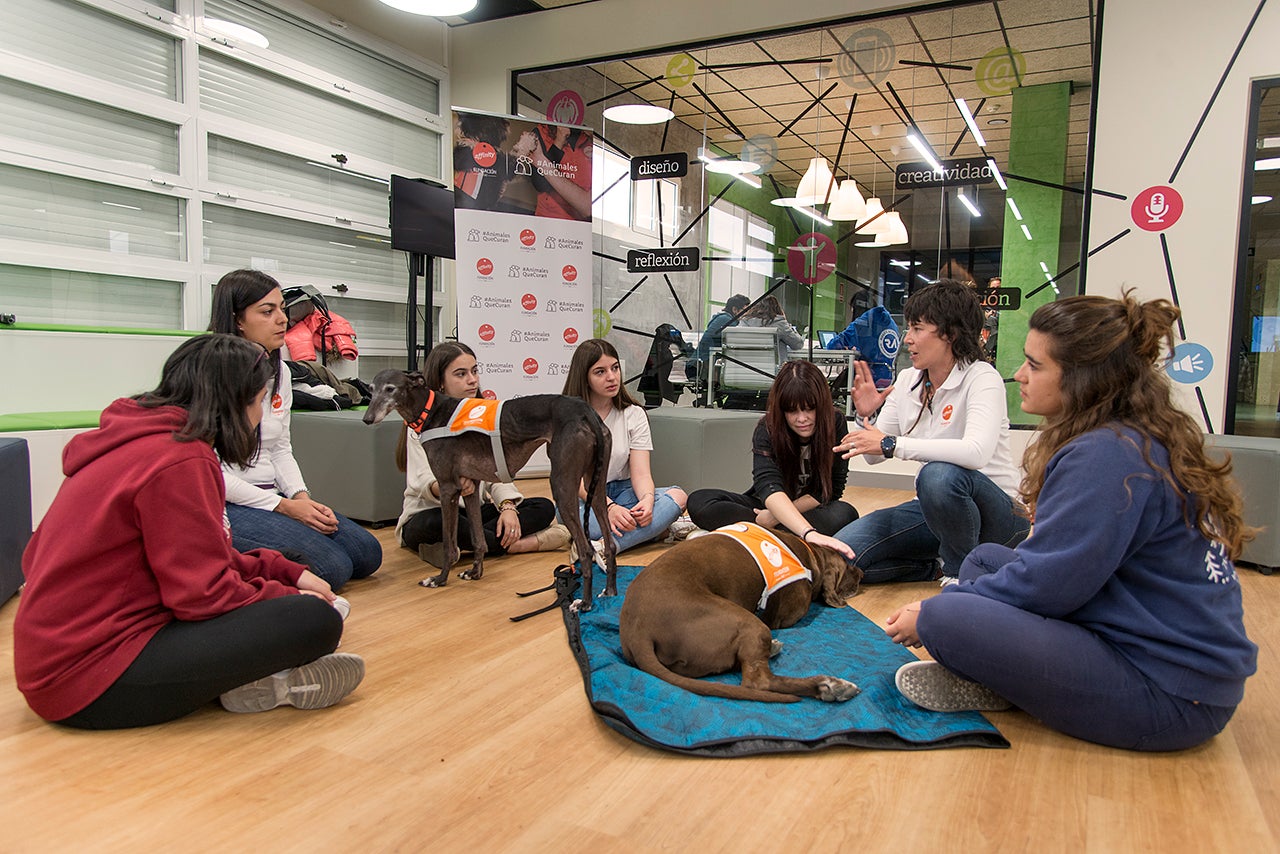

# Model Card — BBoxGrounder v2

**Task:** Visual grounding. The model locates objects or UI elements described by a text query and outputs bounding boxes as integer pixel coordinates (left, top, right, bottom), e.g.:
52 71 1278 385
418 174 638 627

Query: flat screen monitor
1251 316 1280 353
390 175 456 259
818 330 838 349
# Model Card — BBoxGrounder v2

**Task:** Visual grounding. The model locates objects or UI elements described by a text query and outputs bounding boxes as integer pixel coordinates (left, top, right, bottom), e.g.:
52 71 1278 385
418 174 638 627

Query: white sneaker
686 528 711 540
591 538 609 569
668 517 699 540
220 653 365 714
894 660 1011 712
939 576 959 588
331 595 351 621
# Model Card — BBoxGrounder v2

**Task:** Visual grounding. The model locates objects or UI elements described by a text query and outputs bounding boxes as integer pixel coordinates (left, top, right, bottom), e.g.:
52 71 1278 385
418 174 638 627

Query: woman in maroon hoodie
14 334 365 729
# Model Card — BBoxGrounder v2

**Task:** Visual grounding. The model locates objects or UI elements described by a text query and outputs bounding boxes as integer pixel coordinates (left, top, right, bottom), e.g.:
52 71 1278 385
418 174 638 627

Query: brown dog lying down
619 524 864 703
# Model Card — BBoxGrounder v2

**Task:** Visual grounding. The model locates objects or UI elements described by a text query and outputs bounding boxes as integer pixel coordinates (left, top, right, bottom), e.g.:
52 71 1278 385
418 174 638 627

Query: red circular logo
563 327 579 344
546 90 586 125
476 258 493 276
271 394 283 411
522 357 539 375
521 293 538 311
786 232 837 284
562 265 577 282
478 324 495 341
472 142 497 168
941 404 954 422
1131 185 1183 232
520 229 536 246
482 389 497 400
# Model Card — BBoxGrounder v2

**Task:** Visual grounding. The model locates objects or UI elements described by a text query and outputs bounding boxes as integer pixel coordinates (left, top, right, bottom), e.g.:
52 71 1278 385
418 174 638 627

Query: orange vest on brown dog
707 522 811 610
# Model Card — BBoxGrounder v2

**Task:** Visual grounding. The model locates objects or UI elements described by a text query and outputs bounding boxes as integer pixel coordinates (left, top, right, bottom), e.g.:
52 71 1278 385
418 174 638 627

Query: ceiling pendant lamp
792 157 837 206
603 103 675 125
855 197 887 234
377 0 478 16
879 211 909 245
826 179 866 221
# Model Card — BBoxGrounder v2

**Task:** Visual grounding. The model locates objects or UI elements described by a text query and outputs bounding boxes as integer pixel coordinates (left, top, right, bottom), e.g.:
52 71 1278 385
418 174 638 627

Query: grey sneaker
220 653 366 714
668 517 699 540
894 660 1011 712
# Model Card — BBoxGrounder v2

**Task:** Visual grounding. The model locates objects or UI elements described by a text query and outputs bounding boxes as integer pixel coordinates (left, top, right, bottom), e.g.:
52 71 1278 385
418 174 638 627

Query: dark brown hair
763 360 838 502
1021 291 1253 558
562 338 640 410
903 278 986 367
135 333 273 468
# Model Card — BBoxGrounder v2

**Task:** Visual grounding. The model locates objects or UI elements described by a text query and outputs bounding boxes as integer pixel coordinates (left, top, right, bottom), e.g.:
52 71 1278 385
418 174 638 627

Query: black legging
687 488 859 536
400 497 557 555
58 595 342 730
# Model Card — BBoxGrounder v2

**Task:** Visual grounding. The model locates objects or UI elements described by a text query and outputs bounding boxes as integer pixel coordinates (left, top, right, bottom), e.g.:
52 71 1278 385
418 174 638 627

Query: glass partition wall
514 0 1096 419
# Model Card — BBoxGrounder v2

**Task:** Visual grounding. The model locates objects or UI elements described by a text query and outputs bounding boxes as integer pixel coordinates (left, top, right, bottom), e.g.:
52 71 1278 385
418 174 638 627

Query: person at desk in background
886 292 1256 751
687 293 750 384
686 360 859 547
826 291 900 389
831 279 1028 585
739 294 805 365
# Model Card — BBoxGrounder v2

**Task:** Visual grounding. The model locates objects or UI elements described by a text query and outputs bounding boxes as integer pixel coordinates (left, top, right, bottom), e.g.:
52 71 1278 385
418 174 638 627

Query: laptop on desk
817 330 838 349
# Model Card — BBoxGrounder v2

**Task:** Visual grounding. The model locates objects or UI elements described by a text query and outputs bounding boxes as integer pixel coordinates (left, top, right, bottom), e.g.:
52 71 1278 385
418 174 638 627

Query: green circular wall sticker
593 308 612 338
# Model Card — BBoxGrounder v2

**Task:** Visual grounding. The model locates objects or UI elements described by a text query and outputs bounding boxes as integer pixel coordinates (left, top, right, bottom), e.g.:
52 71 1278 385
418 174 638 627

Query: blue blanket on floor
558 565 1008 756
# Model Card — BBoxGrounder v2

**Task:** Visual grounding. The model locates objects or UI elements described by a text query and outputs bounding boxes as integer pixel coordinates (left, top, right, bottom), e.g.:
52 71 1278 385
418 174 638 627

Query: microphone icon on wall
1145 192 1168 224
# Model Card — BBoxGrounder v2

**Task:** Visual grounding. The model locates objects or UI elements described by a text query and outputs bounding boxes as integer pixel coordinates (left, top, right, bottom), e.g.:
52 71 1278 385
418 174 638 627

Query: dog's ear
405 371 427 388
816 547 857 607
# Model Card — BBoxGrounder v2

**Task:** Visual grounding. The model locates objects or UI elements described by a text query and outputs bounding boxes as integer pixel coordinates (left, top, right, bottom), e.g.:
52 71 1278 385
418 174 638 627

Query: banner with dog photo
453 107 593 402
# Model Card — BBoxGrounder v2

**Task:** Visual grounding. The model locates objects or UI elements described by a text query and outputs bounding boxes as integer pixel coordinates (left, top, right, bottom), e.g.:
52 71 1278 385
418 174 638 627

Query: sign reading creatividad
895 158 996 190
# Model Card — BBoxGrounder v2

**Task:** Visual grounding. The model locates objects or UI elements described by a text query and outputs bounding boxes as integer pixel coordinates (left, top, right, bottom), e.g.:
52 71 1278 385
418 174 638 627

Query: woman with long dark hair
209 269 381 592
888 292 1257 750
15 334 364 728
687 360 857 554
396 341 569 567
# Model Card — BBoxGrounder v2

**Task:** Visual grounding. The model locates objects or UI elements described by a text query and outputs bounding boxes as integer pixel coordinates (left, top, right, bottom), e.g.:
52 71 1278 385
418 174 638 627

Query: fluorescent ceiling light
1253 194 1274 204
1007 198 1023 221
987 158 1007 190
1039 261 1050 272
603 104 674 124
906 131 944 173
377 0 477 15
102 201 142 210
796 206 833 227
1021 224 1033 241
733 172 762 189
204 19 270 48
957 189 981 217
955 98 988 148
1255 157 1280 171
770 196 810 207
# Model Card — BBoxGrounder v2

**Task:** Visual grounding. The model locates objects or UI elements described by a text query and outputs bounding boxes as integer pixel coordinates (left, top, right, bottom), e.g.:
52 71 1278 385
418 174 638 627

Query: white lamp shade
855 197 887 234
793 157 836 205
880 211 909 245
378 0 478 14
602 104 674 124
826 180 866 221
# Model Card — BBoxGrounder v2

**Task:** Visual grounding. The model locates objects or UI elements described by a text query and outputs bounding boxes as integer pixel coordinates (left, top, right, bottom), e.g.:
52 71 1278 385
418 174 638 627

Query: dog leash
509 564 579 622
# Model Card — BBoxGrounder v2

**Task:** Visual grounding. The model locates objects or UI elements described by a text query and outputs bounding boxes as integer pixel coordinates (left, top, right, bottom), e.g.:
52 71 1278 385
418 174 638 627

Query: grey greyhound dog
362 369 618 608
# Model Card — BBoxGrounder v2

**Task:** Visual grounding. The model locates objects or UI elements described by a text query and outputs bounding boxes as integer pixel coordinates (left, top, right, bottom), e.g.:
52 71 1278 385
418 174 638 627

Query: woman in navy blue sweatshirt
885 292 1257 750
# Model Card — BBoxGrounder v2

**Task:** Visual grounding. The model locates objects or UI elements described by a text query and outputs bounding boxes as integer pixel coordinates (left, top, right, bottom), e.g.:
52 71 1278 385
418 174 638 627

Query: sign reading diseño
631 152 688 181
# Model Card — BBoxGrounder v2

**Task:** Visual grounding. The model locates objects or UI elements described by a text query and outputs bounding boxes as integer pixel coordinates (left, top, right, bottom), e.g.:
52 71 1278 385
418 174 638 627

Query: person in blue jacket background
826 292 900 389
886 291 1258 751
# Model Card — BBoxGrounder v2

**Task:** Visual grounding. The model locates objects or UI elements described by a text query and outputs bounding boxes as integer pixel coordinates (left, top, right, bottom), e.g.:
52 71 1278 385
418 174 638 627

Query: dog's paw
568 598 583 613
817 678 861 703
419 576 447 588
459 567 484 581
769 639 784 658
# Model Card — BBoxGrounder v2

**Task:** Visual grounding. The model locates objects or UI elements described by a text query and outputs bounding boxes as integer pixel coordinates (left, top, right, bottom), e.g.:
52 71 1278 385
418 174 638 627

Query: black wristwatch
880 435 897 459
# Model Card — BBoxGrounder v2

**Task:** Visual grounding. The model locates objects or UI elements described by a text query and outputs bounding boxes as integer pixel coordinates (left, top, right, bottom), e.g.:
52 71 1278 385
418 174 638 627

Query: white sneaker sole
895 660 1011 712
220 653 365 714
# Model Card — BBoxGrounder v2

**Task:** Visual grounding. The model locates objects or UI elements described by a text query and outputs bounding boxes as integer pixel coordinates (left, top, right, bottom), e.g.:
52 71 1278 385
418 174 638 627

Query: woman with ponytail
885 291 1258 750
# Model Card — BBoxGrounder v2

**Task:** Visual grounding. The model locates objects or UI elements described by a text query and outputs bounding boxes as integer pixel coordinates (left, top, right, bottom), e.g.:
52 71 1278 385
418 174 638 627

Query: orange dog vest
417 398 513 482
708 522 812 610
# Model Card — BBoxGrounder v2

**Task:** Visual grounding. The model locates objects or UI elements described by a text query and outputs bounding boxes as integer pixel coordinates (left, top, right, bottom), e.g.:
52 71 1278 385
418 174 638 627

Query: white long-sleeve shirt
869 360 1021 497
221 352 308 510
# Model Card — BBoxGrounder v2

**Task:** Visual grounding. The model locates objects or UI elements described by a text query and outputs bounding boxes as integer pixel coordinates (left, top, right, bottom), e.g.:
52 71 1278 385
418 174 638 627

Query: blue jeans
225 503 382 592
574 479 685 554
832 461 1029 583
917 543 1237 751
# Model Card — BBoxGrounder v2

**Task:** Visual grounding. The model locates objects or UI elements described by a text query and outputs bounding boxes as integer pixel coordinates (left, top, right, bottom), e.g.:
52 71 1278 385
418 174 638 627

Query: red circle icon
1131 185 1183 232
478 324 495 341
786 232 837 284
521 293 538 311
271 394 283 411
520 229 536 246
562 265 577 282
563 327 579 344
472 142 497 168
482 389 497 400
476 258 493 276
522 357 539 375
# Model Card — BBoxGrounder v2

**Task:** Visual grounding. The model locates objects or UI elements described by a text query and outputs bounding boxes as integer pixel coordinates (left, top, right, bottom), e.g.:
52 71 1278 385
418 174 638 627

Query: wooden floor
1 483 1276 852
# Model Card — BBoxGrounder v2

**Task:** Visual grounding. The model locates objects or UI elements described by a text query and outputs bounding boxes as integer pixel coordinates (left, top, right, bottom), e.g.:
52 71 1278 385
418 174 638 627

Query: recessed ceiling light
988 118 1009 126
204 19 269 48
1253 194 1273 204
602 104 674 124
377 0 477 15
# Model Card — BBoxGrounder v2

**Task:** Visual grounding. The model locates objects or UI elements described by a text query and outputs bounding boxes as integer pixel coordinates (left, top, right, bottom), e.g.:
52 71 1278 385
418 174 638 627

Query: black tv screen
390 175 456 259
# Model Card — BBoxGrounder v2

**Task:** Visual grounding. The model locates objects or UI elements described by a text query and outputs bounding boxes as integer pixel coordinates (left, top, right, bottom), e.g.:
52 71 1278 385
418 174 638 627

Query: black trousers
58 595 342 730
687 488 859 536
400 497 557 555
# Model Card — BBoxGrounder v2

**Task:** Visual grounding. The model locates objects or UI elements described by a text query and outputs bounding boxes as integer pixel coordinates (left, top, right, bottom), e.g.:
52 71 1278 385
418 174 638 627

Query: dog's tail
625 641 800 704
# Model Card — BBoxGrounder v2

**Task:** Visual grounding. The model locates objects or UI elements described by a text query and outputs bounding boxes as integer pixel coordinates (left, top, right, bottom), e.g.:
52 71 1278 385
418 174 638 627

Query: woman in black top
687 361 858 553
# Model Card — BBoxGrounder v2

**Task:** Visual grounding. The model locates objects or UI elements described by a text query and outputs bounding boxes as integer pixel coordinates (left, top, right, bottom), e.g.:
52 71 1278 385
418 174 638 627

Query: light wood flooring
0 484 1276 852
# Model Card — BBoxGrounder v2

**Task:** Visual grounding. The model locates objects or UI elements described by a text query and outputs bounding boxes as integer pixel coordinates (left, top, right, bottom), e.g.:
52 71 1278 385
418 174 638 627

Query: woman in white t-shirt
562 338 688 554
832 279 1029 585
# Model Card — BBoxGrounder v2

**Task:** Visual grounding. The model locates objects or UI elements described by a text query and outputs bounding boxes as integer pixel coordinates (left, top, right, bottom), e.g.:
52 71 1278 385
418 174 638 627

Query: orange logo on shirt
272 394 283 411
941 404 954 422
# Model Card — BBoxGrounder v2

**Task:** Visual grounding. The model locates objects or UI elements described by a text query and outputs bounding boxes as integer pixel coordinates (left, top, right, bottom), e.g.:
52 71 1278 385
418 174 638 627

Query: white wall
1089 0 1280 430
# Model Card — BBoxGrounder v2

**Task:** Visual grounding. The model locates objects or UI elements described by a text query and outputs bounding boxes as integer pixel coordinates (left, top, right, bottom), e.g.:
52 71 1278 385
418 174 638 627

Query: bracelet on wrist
801 527 817 543
498 500 517 513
